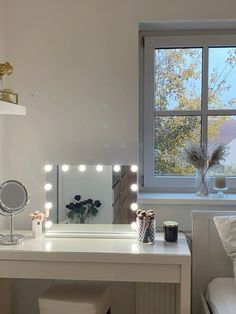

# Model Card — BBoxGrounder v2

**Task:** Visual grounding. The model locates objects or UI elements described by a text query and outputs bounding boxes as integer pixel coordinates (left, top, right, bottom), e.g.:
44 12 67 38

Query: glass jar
213 165 227 197
163 221 178 242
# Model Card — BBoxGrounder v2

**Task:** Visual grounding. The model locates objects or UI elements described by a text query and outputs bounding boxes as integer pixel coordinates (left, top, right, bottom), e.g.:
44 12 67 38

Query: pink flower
29 211 45 221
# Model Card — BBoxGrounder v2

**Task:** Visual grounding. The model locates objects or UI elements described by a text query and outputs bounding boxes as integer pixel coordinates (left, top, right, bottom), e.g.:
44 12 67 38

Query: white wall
1 2 236 314
0 0 5 181
0 0 8 229
140 203 236 231
2 0 236 229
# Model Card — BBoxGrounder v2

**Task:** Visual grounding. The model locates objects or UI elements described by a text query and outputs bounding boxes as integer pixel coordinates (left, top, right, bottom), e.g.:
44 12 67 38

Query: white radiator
136 283 177 314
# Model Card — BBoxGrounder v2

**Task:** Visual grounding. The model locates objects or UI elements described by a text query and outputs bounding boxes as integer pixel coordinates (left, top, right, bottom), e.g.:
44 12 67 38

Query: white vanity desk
0 231 191 314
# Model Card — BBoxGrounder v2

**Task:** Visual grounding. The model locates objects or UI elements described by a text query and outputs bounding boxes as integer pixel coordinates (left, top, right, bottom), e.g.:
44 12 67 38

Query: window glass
154 116 201 176
154 48 202 111
208 115 236 175
208 47 236 109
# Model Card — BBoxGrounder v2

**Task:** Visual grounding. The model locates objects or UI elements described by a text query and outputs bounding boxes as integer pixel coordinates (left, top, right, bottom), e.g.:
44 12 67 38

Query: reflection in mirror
0 181 28 212
45 165 138 225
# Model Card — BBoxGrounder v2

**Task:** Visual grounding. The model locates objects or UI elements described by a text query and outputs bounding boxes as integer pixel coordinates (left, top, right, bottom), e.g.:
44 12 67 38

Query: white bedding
206 278 236 314
214 216 236 284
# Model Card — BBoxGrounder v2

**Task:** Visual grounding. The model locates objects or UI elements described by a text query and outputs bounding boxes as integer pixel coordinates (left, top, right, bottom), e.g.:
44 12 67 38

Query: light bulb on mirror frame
96 165 103 172
45 242 52 251
45 202 53 218
131 165 138 173
61 165 70 172
113 165 121 172
130 184 138 192
131 243 139 252
130 202 138 211
45 183 52 191
78 165 86 172
45 220 53 229
44 164 53 172
131 221 137 230
45 202 53 210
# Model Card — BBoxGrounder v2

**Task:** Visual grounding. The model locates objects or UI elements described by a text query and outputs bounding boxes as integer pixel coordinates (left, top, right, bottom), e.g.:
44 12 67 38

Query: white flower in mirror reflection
96 165 103 172
78 165 86 172
45 183 52 191
113 165 121 172
131 165 138 172
130 184 138 192
62 165 70 172
44 165 53 172
130 203 138 211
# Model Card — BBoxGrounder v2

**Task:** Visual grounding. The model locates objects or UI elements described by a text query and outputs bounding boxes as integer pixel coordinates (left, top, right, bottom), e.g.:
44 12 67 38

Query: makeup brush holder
136 217 155 245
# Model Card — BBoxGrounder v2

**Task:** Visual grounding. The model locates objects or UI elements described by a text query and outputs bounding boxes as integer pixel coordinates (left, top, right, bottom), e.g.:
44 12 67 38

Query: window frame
140 33 236 193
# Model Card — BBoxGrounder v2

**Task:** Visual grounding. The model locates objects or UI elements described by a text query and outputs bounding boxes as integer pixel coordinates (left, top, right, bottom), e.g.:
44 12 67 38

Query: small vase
32 220 43 238
195 169 210 196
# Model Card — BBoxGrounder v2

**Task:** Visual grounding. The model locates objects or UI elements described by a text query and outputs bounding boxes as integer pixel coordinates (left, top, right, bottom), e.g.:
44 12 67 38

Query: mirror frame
0 180 29 214
0 180 30 245
43 164 139 238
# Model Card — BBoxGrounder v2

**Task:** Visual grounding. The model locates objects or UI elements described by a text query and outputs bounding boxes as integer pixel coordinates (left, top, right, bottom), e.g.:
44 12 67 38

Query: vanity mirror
0 180 29 245
44 165 138 237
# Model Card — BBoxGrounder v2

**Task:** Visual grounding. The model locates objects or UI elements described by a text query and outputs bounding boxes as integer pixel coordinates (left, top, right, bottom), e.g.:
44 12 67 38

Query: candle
215 173 226 189
164 221 178 242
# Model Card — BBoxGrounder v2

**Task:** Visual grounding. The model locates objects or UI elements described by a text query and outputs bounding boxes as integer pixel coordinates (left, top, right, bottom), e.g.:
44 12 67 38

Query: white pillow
214 216 236 284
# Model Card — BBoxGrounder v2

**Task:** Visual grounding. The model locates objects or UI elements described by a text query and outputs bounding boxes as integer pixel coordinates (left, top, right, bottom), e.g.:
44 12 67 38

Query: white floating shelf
0 100 26 115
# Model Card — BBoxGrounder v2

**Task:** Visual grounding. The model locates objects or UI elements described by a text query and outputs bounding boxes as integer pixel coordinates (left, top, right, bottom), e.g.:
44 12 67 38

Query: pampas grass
179 142 229 196
209 144 229 168
180 142 206 170
180 141 229 173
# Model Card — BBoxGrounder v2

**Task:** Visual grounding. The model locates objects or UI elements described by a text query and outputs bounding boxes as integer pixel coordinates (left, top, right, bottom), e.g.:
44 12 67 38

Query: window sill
138 192 236 206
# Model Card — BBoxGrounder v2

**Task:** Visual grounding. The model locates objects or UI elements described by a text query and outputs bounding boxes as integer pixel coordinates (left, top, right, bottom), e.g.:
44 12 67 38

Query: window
140 33 236 192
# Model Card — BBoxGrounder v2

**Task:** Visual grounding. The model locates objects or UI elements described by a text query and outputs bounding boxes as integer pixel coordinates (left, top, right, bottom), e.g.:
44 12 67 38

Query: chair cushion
39 282 111 314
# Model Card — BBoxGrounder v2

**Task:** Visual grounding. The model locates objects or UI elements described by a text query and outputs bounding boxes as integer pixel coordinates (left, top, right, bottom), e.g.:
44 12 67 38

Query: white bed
206 278 236 314
192 211 236 314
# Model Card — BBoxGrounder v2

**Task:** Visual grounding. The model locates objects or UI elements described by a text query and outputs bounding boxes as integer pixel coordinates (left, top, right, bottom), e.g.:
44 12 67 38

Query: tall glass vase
195 169 210 196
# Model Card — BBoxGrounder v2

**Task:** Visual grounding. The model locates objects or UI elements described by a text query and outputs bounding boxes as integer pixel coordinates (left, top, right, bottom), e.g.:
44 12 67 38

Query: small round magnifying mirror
0 180 29 245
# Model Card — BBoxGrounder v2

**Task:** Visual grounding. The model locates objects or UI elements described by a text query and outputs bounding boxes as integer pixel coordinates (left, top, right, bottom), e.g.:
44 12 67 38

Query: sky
209 47 236 109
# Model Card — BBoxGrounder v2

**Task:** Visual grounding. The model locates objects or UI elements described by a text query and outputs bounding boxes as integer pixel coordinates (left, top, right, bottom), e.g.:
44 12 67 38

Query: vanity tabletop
0 231 190 265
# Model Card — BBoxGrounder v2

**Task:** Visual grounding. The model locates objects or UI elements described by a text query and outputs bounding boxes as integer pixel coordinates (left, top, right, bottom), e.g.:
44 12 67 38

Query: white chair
39 282 111 314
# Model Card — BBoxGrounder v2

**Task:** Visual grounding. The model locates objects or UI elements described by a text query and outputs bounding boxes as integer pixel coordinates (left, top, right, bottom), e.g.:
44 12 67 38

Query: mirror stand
0 214 24 245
